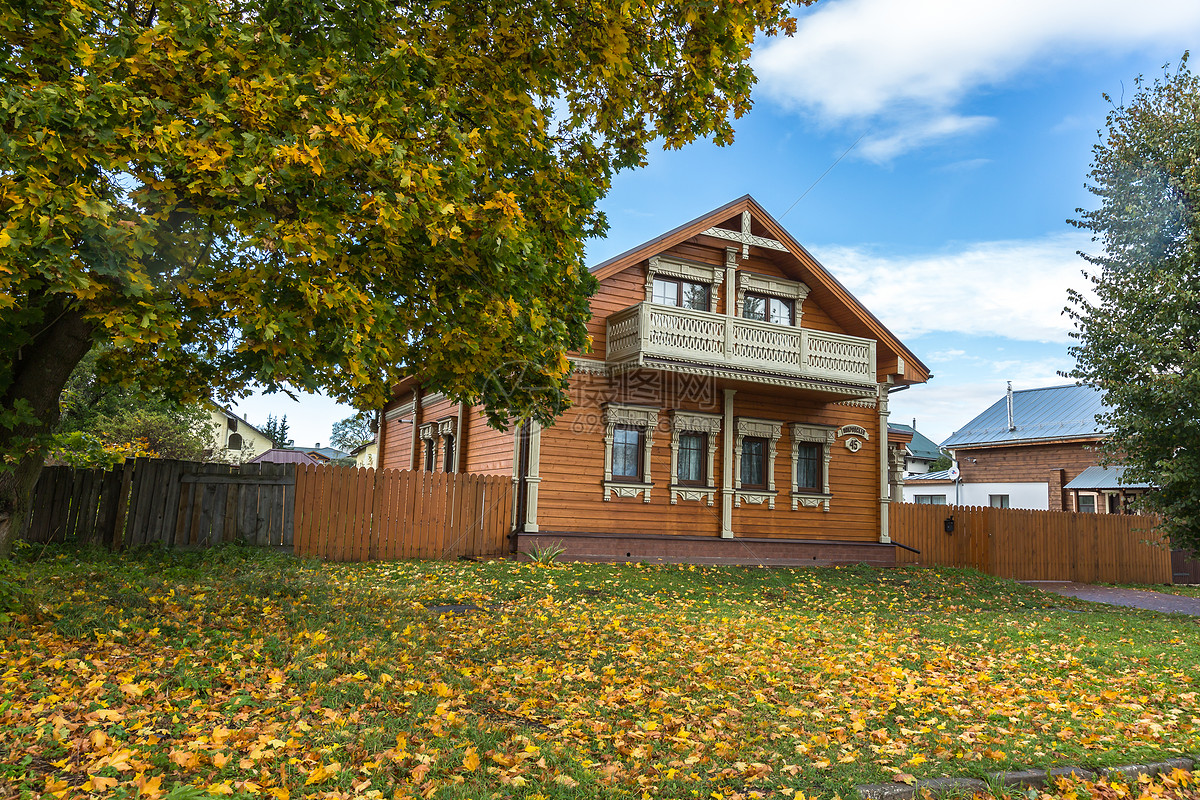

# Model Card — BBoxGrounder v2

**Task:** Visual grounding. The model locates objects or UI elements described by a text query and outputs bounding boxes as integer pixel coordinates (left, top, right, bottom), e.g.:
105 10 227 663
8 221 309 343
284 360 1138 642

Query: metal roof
1063 465 1152 491
906 469 956 482
889 423 942 461
942 384 1109 449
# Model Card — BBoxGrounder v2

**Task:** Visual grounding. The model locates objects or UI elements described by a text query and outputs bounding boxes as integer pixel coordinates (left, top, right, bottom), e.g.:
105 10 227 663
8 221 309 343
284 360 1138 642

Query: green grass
2 546 1198 799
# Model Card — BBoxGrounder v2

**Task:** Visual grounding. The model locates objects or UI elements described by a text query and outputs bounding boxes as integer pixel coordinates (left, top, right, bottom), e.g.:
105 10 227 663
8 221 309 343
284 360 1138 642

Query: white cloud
753 0 1200 158
891 359 1073 445
857 115 994 163
810 231 1095 342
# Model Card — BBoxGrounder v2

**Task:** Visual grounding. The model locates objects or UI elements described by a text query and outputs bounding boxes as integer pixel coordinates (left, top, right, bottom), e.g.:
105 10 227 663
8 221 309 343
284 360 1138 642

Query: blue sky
234 0 1200 448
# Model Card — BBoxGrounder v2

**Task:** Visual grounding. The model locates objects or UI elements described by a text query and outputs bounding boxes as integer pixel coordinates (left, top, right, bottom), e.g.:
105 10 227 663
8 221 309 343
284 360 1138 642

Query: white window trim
735 271 810 326
790 423 836 510
669 410 722 506
602 404 659 502
734 417 783 509
436 416 458 472
418 422 438 470
645 255 724 310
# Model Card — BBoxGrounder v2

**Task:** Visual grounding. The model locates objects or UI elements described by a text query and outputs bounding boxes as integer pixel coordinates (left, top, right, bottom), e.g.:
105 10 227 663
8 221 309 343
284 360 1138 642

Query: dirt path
1025 581 1200 615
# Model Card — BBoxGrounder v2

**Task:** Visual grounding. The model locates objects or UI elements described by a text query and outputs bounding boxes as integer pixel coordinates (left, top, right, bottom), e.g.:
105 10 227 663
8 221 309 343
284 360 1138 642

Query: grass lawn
2 546 1200 800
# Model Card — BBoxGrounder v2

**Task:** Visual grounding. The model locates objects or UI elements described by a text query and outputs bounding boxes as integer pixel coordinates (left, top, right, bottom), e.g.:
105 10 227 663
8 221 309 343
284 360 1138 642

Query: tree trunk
0 306 95 556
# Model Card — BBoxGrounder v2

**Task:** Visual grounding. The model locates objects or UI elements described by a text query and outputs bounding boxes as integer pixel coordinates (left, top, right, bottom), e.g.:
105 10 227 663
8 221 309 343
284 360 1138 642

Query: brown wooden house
375 196 930 565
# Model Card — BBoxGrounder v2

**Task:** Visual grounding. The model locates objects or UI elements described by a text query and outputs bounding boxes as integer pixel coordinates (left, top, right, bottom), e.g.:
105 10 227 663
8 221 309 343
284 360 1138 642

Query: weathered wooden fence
22 459 294 548
293 465 513 561
891 502 1173 584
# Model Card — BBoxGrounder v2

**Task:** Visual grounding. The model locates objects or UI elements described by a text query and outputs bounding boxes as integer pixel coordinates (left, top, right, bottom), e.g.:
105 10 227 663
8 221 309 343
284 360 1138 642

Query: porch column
878 383 891 544
525 421 542 533
721 388 736 538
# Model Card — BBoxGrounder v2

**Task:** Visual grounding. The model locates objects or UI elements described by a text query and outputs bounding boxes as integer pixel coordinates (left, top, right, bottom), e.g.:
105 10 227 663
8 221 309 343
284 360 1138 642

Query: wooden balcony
606 302 877 394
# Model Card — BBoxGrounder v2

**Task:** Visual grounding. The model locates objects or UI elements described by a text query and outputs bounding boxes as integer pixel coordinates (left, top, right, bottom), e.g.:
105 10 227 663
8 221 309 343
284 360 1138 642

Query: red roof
249 449 323 465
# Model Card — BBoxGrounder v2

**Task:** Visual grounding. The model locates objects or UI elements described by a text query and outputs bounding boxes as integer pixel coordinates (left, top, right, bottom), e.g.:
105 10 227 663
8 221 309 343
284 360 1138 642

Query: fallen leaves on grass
1 549 1198 799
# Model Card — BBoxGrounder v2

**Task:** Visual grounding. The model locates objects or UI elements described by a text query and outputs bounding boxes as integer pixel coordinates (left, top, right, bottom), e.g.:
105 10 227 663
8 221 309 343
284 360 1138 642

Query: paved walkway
1025 581 1200 615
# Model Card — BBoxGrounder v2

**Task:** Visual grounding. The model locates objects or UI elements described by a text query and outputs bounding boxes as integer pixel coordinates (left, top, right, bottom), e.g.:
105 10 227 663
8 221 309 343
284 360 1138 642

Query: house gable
590 196 930 387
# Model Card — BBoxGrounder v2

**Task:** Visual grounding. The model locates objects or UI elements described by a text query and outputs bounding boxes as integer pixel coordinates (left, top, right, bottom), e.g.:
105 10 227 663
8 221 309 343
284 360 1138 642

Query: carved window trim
790 423 836 510
669 410 722 506
735 271 810 326
733 417 783 509
646 255 724 311
602 404 659 502
436 416 458 472
419 422 438 471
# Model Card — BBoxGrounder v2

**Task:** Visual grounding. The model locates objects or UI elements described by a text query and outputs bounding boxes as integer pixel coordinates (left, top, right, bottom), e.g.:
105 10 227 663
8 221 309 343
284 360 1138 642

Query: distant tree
1066 55 1200 552
330 413 374 452
261 415 292 449
928 453 953 473
50 351 211 467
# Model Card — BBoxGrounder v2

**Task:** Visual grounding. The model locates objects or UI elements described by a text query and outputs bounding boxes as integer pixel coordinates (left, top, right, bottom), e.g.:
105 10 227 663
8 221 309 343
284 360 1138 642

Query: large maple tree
0 0 797 551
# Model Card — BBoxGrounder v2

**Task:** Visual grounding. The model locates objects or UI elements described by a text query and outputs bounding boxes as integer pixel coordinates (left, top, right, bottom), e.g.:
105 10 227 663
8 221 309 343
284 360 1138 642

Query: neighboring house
888 421 942 475
205 402 274 462
374 196 930 565
250 448 325 465
904 382 1148 513
298 445 351 461
351 439 378 468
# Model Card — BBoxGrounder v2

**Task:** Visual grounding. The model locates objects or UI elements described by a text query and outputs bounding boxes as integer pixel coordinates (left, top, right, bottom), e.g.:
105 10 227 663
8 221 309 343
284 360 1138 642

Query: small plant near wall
527 541 566 566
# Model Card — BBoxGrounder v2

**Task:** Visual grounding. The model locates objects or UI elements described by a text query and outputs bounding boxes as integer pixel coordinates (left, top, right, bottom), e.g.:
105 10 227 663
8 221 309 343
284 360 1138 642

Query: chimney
1006 382 1016 431
912 418 917 430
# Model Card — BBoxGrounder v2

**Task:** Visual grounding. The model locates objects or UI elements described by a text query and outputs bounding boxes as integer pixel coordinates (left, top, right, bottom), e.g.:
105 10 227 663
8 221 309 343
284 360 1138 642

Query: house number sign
836 424 869 453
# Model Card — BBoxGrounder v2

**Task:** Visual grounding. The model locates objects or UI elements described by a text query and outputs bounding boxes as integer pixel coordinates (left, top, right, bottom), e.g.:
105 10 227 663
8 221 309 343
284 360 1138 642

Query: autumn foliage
0 0 797 551
2 550 1198 799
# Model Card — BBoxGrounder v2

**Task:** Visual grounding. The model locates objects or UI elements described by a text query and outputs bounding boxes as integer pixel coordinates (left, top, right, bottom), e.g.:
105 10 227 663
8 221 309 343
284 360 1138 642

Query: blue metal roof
942 384 1109 449
1063 465 1152 491
889 423 942 461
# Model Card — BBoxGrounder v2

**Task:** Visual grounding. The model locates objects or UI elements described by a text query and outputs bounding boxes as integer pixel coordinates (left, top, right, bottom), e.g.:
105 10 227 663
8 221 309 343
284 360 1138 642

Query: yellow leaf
463 747 480 772
305 762 340 785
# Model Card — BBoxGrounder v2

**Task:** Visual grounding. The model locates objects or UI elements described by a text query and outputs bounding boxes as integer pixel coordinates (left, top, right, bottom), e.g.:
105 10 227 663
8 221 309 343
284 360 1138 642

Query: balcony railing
606 302 876 388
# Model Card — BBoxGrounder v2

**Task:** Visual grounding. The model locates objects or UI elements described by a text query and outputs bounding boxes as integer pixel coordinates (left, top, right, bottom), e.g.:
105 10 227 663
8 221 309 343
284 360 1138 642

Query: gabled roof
590 195 930 385
888 423 941 461
1063 465 1151 491
942 384 1108 449
208 401 273 443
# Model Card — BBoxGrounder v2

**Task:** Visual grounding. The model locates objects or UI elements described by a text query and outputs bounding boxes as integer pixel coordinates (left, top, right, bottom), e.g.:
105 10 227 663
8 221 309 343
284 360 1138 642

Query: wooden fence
22 459 294 548
292 465 513 561
890 502 1173 584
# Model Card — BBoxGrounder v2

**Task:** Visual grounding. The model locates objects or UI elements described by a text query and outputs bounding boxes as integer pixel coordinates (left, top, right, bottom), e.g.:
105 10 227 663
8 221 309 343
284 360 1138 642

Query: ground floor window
602 404 658 501
989 494 1010 509
669 410 721 506
611 425 643 480
789 423 835 510
915 494 946 505
1078 494 1096 513
734 417 784 509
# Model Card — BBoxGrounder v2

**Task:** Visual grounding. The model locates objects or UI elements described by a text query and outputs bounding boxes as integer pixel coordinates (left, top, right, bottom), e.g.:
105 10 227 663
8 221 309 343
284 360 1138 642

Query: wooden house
375 196 930 565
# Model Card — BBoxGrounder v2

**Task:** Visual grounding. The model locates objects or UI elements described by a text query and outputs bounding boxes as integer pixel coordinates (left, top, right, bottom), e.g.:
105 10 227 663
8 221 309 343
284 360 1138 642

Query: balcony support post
721 388 736 538
878 382 891 544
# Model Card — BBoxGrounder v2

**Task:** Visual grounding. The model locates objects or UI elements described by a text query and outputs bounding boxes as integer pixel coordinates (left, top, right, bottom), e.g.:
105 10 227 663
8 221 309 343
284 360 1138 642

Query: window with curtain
795 443 821 492
612 425 643 480
741 437 767 490
676 432 705 485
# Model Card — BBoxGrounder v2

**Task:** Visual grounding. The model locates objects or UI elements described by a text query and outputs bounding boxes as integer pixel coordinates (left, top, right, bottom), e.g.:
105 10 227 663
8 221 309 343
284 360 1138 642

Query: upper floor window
652 277 710 311
743 292 794 326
